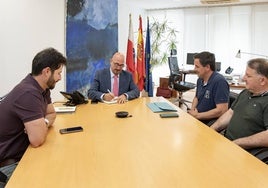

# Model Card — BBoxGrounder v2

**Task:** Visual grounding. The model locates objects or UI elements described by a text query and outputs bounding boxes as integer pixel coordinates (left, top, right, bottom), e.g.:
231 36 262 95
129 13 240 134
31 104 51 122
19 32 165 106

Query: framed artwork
66 0 118 95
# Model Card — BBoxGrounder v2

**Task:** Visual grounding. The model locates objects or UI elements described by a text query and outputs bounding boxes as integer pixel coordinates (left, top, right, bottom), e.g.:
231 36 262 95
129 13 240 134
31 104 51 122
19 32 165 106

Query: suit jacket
88 68 140 101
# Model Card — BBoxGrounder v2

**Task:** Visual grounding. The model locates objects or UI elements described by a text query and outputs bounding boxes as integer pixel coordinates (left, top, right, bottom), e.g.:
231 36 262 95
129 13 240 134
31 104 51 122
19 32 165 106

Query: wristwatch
44 118 49 128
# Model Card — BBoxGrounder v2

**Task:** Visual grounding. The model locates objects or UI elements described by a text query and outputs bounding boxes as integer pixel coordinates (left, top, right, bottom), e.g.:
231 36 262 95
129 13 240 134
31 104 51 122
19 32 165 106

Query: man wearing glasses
211 58 268 163
88 52 140 104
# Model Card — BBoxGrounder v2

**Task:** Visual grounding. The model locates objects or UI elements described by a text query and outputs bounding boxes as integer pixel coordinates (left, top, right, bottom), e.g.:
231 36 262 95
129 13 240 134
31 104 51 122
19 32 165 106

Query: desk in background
229 82 246 95
6 97 268 188
229 83 246 89
180 69 196 82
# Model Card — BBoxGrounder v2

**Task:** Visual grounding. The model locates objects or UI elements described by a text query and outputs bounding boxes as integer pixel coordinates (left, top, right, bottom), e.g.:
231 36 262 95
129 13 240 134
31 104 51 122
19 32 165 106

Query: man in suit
88 52 140 104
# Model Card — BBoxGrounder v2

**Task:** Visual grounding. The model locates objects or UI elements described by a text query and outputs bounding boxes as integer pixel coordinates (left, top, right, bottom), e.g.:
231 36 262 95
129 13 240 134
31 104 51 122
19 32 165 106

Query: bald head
110 52 125 75
112 52 125 63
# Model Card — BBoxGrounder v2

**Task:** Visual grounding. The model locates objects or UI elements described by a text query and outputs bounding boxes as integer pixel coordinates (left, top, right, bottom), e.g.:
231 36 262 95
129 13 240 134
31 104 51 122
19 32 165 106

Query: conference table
6 97 268 188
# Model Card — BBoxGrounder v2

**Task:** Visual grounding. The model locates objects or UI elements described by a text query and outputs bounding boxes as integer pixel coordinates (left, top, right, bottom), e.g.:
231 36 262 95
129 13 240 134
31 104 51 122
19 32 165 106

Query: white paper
103 98 118 104
54 106 76 113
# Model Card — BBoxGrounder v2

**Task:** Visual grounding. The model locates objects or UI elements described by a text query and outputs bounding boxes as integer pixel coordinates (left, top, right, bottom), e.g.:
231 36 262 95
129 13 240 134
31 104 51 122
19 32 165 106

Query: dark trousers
247 147 268 164
201 118 217 126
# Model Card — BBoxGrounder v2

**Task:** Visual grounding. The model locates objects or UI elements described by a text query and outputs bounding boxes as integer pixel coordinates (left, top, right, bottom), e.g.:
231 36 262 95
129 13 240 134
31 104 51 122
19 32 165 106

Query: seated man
188 51 229 125
0 48 67 187
88 52 140 104
210 58 268 162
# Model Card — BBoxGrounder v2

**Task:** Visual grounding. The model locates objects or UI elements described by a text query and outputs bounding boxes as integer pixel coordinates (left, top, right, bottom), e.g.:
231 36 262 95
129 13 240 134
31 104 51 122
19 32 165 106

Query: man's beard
47 75 56 90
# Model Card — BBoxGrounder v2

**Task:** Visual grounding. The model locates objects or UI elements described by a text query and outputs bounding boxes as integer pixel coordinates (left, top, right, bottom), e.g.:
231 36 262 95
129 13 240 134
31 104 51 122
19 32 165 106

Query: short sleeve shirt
196 72 229 112
225 90 268 140
0 74 51 162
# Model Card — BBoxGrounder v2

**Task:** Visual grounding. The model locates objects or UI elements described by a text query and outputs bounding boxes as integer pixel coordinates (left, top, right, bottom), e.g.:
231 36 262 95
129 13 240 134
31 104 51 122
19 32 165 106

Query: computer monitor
215 62 221 72
186 53 197 65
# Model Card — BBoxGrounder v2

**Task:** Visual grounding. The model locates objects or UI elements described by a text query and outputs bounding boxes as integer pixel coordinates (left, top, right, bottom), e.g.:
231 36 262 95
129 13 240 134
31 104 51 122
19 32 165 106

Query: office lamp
235 49 268 59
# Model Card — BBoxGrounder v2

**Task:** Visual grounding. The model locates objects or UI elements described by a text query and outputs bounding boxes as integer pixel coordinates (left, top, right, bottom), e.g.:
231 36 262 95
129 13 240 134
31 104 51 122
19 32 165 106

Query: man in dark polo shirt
188 51 229 126
0 48 67 187
211 58 268 163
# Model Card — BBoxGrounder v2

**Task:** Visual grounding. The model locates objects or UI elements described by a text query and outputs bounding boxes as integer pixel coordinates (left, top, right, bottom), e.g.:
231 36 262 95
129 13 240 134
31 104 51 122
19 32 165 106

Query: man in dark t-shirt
211 58 268 163
0 48 67 186
188 51 229 126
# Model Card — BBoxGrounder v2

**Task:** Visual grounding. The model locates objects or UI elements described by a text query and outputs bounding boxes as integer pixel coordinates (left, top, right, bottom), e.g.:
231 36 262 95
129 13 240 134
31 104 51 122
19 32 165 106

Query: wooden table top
6 97 268 188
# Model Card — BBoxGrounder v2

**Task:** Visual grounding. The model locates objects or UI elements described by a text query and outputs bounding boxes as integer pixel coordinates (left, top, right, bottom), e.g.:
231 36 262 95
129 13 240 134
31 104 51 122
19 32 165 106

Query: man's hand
117 94 127 104
103 92 115 101
188 108 199 118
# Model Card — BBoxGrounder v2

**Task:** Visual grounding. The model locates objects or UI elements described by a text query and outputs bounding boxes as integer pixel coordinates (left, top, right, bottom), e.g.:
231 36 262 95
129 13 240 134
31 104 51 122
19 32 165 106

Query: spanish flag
136 15 145 91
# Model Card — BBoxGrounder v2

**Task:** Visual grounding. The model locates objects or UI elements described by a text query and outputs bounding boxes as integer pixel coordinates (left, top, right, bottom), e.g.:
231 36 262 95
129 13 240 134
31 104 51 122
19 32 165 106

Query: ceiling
126 0 268 10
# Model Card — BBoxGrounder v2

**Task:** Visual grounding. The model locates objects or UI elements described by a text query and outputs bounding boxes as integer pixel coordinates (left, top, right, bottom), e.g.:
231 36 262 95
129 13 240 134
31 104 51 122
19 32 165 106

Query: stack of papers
54 106 76 113
146 102 177 113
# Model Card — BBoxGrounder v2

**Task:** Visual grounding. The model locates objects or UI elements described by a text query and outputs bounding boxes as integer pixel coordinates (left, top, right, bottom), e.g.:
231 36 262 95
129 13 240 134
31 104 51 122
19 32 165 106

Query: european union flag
145 17 153 97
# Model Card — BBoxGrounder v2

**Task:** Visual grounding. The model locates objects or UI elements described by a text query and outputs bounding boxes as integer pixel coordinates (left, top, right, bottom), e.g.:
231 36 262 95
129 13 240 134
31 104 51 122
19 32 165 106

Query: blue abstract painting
66 0 118 96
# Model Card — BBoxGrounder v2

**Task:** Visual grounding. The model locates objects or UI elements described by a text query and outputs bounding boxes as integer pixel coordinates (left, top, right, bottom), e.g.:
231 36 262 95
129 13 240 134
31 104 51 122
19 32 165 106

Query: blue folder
146 102 177 113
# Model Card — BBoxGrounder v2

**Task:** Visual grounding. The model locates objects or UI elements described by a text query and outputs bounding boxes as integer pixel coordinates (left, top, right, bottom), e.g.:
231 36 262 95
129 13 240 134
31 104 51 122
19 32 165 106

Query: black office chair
168 50 196 109
229 91 238 108
247 148 268 164
0 171 7 184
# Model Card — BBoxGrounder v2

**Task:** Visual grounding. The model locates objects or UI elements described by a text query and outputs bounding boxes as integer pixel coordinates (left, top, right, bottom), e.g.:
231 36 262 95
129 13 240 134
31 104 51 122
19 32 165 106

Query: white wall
0 0 145 101
1 1 268 100
0 0 65 101
148 4 268 85
118 0 146 55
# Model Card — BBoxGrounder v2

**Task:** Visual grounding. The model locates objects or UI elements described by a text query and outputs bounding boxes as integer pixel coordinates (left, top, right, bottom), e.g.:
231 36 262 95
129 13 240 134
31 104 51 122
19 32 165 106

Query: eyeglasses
113 62 125 68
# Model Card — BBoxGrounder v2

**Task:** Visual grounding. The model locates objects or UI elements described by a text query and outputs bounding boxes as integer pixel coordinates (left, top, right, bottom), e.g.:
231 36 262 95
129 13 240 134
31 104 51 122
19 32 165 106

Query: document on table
54 106 76 113
146 102 177 113
103 97 118 104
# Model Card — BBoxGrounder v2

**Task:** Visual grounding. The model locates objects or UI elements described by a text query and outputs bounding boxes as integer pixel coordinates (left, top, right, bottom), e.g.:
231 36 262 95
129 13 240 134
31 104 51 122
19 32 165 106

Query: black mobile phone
59 126 83 134
160 113 179 118
91 99 98 104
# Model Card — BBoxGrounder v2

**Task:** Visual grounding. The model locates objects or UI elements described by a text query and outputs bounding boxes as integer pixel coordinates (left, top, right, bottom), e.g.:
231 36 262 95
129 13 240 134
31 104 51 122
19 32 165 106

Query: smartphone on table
59 126 83 134
159 113 179 118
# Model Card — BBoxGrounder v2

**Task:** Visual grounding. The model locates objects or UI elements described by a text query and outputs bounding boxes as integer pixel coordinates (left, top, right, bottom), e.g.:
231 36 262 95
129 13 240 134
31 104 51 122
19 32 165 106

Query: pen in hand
107 89 113 95
106 89 115 99
107 89 118 101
